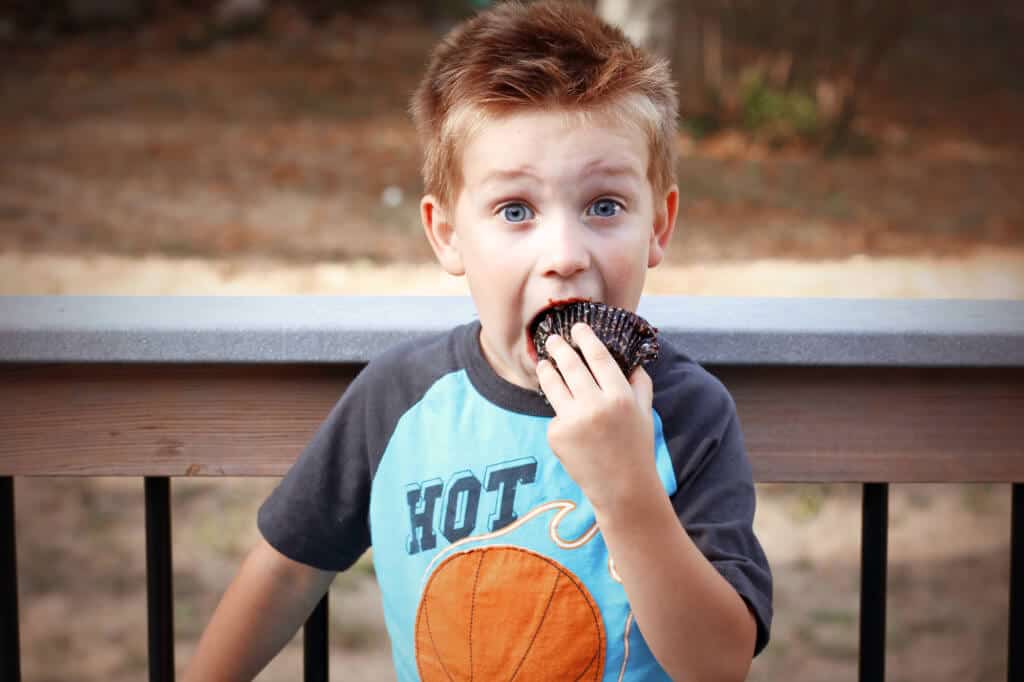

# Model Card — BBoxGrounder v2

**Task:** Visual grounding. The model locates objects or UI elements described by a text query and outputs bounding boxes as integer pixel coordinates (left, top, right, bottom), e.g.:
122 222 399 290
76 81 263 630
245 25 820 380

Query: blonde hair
410 0 679 208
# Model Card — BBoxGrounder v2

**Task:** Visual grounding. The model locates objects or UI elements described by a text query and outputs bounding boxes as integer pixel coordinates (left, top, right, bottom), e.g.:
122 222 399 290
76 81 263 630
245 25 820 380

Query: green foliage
739 69 820 144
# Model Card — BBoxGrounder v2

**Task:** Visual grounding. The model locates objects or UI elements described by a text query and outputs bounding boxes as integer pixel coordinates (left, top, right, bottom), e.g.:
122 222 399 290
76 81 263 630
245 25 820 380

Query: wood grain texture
714 366 1024 482
1 364 1022 481
0 364 360 477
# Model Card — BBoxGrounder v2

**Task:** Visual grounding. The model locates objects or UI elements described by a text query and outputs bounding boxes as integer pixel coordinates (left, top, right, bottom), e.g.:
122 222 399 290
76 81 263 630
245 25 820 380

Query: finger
570 323 629 392
536 358 573 411
544 333 600 398
629 365 654 409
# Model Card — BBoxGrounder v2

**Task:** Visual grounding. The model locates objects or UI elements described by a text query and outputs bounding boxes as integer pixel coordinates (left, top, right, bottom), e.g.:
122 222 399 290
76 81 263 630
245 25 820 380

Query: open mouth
525 296 593 363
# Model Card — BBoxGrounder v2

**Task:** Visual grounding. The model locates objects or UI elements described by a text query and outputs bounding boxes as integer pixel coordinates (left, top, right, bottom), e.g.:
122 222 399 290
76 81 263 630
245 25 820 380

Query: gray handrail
1 296 1022 366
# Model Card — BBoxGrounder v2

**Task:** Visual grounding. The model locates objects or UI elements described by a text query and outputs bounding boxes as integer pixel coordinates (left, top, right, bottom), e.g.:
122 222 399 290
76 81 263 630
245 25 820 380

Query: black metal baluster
1010 483 1022 682
145 477 175 682
304 593 329 682
1 477 20 682
860 482 888 682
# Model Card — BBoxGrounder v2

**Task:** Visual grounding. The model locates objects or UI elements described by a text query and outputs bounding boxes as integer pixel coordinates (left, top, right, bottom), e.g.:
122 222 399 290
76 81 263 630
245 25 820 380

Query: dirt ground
2 6 1022 266
3 7 1023 682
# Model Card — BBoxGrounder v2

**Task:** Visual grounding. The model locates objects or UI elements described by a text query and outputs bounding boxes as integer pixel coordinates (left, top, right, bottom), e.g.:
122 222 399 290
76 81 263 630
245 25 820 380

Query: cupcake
529 300 659 380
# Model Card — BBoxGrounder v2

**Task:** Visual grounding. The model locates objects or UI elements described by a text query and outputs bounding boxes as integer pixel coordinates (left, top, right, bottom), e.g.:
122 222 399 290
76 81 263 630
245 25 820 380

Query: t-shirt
259 320 772 680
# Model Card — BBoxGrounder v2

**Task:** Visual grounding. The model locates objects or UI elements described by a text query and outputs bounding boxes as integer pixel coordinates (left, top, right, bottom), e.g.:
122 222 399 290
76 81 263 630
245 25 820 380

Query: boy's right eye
499 203 534 223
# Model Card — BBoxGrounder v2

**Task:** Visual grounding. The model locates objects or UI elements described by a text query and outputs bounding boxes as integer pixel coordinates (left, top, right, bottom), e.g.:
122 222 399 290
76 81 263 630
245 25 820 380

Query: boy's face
421 108 678 391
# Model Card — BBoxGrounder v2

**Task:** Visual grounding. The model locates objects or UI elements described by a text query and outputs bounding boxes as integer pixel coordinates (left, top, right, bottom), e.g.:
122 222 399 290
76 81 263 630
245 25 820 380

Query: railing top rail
1 295 1022 366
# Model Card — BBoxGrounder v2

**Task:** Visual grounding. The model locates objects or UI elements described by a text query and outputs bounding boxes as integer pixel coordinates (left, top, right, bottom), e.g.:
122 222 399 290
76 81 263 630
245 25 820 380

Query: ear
647 184 679 269
421 194 465 276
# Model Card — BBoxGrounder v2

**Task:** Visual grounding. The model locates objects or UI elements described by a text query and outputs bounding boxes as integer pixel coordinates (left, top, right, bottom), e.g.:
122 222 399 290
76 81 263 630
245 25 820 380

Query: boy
185 1 771 680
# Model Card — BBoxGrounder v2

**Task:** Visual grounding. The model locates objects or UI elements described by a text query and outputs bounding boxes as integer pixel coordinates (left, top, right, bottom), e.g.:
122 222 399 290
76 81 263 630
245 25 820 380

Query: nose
541 215 590 278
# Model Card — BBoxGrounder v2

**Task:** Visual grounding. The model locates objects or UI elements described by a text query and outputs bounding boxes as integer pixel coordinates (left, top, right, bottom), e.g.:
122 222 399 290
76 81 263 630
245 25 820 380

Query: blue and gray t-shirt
259 320 772 680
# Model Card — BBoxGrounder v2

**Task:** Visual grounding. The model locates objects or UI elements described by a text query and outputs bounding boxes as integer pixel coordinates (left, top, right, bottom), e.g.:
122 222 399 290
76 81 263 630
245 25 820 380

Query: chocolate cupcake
529 300 659 379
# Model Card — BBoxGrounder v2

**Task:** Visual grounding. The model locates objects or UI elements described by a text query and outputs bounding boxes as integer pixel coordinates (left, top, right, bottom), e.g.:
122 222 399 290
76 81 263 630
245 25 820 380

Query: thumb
629 365 654 408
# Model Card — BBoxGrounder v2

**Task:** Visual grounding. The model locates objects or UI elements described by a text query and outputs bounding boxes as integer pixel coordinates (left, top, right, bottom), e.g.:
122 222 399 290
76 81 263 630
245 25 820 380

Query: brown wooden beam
1 364 1022 482
0 364 360 477
716 366 1024 483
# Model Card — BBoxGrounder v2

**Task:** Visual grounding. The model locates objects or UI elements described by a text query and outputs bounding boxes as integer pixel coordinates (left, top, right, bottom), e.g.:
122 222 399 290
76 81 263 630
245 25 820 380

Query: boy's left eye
499 203 534 223
586 198 623 218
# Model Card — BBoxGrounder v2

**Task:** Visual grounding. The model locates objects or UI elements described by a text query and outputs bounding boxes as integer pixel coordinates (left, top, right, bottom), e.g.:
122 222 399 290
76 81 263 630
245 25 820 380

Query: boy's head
413 0 680 391
411 0 679 210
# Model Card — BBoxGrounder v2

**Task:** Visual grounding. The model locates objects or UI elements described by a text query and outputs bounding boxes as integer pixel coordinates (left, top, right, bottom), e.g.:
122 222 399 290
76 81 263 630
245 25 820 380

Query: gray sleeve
257 367 376 572
257 328 464 572
656 363 773 657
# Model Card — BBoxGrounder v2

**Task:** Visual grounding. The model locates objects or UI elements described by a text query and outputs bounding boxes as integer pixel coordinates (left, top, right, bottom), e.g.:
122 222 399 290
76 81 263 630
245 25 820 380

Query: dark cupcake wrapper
531 301 659 396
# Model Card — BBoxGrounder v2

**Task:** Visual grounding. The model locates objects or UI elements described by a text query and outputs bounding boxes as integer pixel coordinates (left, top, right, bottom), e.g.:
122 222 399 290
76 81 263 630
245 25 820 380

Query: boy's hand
537 322 662 513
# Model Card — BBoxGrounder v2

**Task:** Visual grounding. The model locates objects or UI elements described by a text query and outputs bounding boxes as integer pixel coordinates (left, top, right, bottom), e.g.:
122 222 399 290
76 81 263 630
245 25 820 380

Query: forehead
458 108 649 188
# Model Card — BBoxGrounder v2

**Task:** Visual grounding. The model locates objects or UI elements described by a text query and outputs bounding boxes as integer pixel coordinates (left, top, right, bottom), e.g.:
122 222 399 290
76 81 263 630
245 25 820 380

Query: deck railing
1 296 1022 681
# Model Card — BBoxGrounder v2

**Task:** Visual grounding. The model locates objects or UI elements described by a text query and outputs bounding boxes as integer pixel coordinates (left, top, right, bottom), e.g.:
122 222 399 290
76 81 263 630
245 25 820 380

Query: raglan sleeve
659 366 773 657
257 365 379 573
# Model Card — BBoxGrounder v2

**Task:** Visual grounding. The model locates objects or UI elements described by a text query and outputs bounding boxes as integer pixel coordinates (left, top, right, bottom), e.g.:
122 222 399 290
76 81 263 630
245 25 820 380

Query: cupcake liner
530 301 659 381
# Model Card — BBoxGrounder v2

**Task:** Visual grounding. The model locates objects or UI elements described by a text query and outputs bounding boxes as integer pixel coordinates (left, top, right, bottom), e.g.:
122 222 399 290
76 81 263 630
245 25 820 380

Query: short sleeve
655 359 773 657
257 369 375 572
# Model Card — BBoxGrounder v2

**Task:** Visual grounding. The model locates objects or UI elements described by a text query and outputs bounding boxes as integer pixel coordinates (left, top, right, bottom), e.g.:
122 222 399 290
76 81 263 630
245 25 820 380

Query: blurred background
2 1 1021 680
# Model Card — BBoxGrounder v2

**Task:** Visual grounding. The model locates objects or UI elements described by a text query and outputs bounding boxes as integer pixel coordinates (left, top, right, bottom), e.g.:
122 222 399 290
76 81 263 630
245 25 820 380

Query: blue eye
500 203 534 223
587 198 622 218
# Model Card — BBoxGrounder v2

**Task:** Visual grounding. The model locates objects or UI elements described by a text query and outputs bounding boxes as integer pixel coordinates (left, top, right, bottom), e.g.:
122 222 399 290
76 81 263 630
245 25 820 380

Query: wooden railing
1 296 1022 681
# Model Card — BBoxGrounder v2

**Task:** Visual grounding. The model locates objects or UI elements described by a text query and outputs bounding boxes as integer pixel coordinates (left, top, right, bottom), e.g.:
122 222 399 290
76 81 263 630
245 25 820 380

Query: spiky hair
410 0 679 208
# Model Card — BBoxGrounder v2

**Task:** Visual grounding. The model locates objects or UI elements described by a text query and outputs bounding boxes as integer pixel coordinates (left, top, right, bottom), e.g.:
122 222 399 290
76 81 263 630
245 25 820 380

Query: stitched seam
421 565 458 682
574 647 600 681
508 569 561 681
468 549 485 682
424 595 456 682
571 576 605 682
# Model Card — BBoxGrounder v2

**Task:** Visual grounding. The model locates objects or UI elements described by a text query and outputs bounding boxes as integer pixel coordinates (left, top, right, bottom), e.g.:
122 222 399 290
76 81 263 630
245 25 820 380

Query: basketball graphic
415 545 606 680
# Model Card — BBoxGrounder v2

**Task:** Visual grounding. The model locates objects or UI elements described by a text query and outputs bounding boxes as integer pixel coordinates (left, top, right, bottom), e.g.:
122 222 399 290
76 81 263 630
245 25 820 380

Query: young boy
185 2 771 680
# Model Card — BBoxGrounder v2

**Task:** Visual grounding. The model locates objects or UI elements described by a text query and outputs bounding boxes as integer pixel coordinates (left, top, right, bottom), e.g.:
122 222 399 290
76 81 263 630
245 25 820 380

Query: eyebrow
479 167 542 186
479 160 643 187
580 159 644 178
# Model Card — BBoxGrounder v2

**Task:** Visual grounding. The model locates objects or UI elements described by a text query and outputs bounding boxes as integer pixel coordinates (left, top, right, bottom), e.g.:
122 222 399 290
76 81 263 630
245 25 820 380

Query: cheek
600 236 648 272
461 224 521 264
464 270 522 332
600 244 649 303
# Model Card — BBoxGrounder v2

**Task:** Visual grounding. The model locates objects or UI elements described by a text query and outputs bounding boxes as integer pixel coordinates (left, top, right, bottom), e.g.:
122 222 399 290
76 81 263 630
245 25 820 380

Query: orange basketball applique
415 546 606 681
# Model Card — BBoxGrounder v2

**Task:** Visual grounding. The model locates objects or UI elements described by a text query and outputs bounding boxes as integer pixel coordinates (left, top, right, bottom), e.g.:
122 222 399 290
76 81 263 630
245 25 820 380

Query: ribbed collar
456 320 556 418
